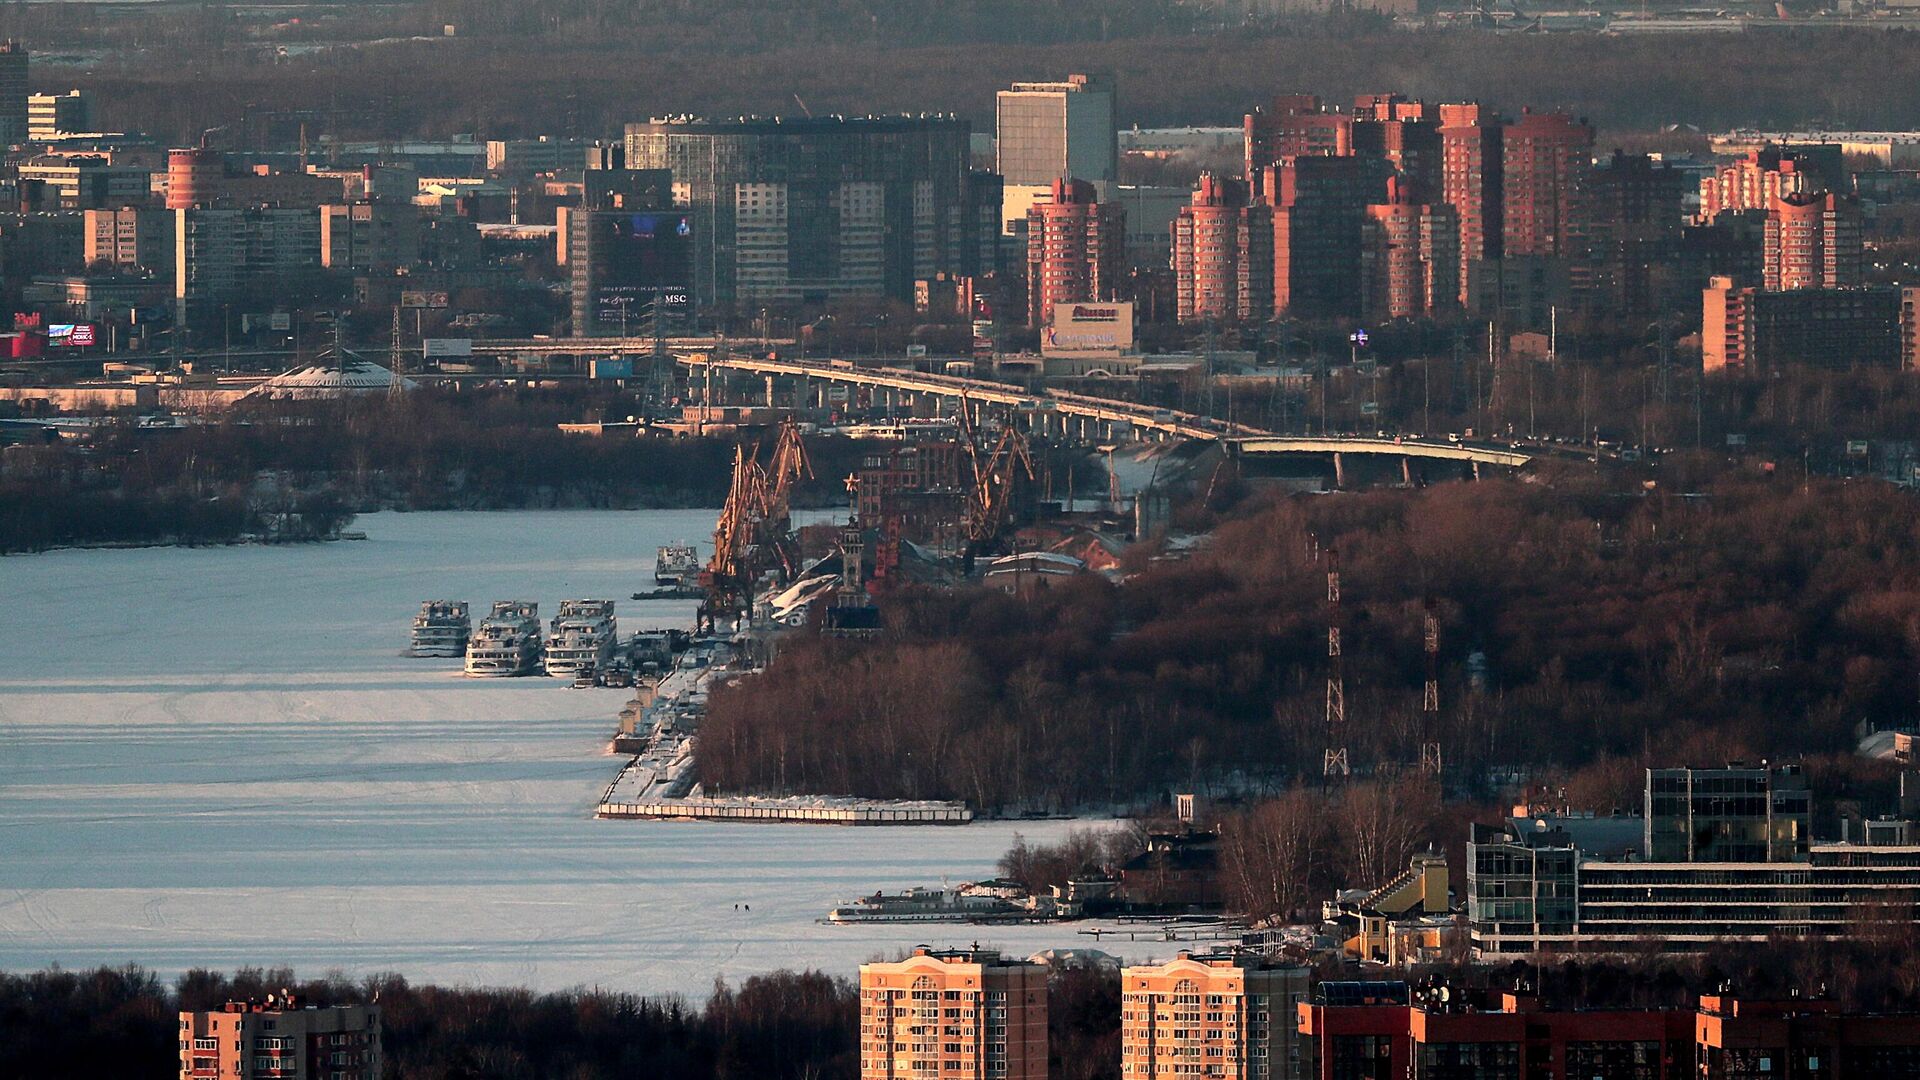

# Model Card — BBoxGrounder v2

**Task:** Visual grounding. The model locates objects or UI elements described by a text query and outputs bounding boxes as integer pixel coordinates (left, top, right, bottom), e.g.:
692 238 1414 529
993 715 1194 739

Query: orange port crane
699 418 813 631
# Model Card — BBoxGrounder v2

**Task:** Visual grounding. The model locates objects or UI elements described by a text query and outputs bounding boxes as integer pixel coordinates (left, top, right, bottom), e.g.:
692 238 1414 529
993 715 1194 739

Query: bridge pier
1333 452 1346 489
1402 456 1413 486
765 375 776 407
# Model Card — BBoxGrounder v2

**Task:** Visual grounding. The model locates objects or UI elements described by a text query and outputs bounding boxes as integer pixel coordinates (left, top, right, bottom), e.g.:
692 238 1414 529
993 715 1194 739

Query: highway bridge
673 353 1541 473
676 351 1265 442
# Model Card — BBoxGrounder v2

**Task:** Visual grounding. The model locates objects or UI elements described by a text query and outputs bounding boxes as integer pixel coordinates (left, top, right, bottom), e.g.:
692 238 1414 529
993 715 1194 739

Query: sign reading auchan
1043 301 1135 356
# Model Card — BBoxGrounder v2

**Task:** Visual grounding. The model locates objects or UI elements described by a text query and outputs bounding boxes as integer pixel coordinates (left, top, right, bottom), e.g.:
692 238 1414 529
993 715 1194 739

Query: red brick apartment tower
1362 176 1460 321
1244 94 1352 177
1173 174 1271 323
1438 103 1503 305
1025 176 1126 328
180 999 380 1080
1353 93 1443 204
859 946 1047 1080
1764 190 1863 290
1264 155 1388 319
1500 108 1593 260
1699 146 1815 223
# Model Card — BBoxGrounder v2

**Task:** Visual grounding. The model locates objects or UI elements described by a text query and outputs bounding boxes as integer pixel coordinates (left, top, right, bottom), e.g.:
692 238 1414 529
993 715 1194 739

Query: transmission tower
387 305 406 400
1420 599 1442 775
1324 547 1350 778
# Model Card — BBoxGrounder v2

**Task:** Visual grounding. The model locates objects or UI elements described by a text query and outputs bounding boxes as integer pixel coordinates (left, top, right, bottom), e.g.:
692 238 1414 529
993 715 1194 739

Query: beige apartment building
179 998 380 1080
1121 952 1311 1080
859 946 1048 1079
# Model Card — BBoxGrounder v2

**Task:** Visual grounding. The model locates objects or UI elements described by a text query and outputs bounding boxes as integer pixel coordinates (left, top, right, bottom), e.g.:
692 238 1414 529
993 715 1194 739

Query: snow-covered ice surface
0 511 1158 994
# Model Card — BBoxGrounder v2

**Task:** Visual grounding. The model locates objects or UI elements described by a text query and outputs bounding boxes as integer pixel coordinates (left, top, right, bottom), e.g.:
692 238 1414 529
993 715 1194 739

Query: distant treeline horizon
12 11 1920 142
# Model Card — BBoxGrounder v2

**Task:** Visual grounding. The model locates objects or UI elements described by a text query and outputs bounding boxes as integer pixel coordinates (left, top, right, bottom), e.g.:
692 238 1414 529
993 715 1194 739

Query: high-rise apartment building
624 115 989 305
1703 276 1912 376
28 90 89 140
1244 95 1352 177
319 202 420 271
1579 150 1689 317
85 207 174 273
1697 144 1835 224
1121 951 1311 1080
995 74 1117 186
1351 94 1441 203
1264 155 1389 319
1763 191 1862 291
858 946 1047 1080
1361 178 1459 321
1499 109 1593 260
179 998 380 1080
175 206 320 323
1437 103 1503 305
1173 174 1271 324
0 40 27 146
1025 176 1126 327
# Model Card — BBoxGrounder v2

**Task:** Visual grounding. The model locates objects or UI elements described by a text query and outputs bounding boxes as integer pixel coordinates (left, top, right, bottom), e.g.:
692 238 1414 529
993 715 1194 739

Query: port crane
698 418 812 633
957 400 1035 565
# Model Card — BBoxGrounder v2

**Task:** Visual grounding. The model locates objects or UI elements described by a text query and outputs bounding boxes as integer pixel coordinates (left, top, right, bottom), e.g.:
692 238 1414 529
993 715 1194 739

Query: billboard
1042 302 1134 356
423 338 474 358
590 357 634 380
46 323 95 347
590 211 693 335
401 291 451 310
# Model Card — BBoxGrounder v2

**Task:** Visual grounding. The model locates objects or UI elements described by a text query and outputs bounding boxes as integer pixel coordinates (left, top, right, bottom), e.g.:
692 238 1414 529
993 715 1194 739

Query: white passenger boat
545 599 617 677
408 601 470 657
464 601 543 677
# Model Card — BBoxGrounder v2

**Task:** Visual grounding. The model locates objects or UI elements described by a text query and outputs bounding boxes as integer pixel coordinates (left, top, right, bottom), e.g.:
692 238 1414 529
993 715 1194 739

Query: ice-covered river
0 510 1154 994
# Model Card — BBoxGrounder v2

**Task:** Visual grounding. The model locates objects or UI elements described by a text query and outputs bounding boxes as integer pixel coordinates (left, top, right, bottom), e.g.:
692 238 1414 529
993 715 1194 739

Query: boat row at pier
408 598 660 684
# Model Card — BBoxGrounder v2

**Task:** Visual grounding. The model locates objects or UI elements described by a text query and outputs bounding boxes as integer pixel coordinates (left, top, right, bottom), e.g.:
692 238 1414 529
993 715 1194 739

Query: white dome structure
245 347 416 401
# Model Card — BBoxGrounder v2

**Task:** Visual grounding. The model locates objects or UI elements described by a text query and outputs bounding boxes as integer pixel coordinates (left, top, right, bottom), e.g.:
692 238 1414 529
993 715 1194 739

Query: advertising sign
46 324 94 347
401 291 451 310
590 357 634 380
423 338 475 358
1042 302 1134 356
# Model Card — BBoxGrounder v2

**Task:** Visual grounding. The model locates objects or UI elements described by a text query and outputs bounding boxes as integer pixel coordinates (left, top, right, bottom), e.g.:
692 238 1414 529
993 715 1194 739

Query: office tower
569 207 694 336
0 41 26 145
995 73 1117 186
1499 109 1593 260
1243 95 1352 177
1361 178 1459 321
1437 102 1503 305
1645 763 1810 862
858 946 1047 1080
1025 176 1126 327
1121 951 1310 1080
1763 191 1862 290
624 115 984 305
1265 155 1390 318
1173 174 1271 324
27 89 89 140
179 998 380 1080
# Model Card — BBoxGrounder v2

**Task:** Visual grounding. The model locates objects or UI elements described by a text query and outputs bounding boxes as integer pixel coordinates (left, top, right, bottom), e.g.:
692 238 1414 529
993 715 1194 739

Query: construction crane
956 399 1035 564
